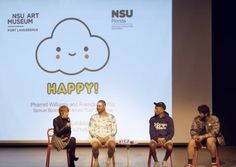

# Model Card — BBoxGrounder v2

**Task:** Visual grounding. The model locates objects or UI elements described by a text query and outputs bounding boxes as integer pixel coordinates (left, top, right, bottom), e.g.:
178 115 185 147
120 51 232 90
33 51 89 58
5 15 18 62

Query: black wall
212 0 236 146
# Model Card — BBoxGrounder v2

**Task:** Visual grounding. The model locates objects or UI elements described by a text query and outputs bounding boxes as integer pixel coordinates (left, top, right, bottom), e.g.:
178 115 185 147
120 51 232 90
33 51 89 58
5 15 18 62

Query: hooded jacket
149 111 174 141
190 115 220 138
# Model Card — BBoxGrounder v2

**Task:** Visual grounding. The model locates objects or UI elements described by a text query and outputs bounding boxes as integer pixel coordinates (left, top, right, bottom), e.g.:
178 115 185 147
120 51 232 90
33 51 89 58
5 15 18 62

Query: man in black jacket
52 105 78 167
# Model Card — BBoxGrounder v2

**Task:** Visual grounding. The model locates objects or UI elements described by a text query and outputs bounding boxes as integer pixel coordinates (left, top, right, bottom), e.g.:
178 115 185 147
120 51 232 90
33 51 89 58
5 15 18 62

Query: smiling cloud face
36 18 110 75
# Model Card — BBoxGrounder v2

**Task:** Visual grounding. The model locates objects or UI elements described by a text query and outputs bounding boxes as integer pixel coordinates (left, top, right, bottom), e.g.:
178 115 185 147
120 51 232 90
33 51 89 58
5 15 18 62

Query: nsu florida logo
111 9 133 24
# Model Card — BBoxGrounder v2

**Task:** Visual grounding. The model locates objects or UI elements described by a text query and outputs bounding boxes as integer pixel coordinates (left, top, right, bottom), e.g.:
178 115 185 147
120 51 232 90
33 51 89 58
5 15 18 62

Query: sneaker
211 162 217 167
106 158 112 167
162 161 168 167
184 164 192 167
93 158 100 167
73 156 79 161
153 161 160 167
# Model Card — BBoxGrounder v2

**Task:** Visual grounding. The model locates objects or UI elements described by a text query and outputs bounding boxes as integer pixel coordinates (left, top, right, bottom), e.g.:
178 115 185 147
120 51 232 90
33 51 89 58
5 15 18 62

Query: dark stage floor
0 146 236 167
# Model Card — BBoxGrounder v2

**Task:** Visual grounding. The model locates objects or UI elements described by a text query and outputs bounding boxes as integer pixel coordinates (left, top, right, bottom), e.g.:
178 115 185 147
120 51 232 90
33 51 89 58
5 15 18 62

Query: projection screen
0 0 212 144
0 0 172 143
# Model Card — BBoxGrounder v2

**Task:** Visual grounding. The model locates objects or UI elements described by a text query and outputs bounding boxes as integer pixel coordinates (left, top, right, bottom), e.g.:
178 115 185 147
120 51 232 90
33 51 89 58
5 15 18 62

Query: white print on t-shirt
154 122 167 130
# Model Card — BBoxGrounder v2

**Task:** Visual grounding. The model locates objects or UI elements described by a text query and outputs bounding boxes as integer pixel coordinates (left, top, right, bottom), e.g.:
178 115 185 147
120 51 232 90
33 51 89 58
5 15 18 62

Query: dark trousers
65 137 77 167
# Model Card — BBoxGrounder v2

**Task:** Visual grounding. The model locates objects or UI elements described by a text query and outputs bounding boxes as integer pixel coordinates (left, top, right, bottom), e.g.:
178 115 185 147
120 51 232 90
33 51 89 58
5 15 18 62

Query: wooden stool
90 154 115 167
193 146 221 167
45 128 70 167
147 149 173 167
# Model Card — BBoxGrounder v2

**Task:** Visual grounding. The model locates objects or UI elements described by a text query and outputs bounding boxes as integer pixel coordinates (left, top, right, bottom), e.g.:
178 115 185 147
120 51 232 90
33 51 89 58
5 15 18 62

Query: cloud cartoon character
36 18 110 75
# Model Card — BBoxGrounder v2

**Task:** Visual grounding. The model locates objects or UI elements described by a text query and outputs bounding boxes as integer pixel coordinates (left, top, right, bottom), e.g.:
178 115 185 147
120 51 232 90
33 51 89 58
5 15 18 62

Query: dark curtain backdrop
212 0 236 146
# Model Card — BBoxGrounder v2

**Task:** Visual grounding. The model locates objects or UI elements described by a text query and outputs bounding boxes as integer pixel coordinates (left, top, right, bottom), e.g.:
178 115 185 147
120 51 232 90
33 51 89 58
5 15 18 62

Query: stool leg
45 145 52 167
147 150 152 167
66 149 70 167
169 155 173 167
112 155 115 167
90 155 94 167
193 149 199 167
216 149 220 167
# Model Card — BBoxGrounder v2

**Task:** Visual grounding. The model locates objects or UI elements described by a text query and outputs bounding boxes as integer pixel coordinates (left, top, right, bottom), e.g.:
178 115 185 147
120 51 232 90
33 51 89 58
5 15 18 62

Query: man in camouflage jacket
184 104 222 167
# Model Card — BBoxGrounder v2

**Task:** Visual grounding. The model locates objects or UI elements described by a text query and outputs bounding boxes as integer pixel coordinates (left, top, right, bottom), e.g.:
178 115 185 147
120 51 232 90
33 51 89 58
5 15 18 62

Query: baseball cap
153 102 166 110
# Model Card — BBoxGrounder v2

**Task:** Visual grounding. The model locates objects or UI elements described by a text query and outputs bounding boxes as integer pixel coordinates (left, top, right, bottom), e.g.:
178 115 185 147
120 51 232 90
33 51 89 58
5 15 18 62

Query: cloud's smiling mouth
68 52 76 56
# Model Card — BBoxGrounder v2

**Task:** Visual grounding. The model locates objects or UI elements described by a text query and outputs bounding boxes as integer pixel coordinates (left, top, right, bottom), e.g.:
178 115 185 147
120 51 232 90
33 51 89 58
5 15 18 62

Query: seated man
89 100 117 167
149 102 174 167
52 105 78 167
184 104 223 167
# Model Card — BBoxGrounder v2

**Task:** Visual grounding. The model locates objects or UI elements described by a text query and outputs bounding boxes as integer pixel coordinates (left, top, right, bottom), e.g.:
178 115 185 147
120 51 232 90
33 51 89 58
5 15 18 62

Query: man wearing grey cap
149 102 174 167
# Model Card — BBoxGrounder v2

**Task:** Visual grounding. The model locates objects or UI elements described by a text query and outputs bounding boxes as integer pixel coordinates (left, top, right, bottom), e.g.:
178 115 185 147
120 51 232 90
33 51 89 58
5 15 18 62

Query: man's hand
157 138 166 147
98 136 109 145
104 136 109 142
62 137 69 142
66 122 71 127
98 137 106 145
194 135 205 143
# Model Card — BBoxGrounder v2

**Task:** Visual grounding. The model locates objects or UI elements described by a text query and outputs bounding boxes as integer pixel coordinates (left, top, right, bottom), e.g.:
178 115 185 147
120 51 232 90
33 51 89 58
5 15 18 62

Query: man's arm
88 116 98 138
149 118 156 140
190 118 199 139
109 115 117 137
204 116 220 138
53 118 70 137
165 117 174 141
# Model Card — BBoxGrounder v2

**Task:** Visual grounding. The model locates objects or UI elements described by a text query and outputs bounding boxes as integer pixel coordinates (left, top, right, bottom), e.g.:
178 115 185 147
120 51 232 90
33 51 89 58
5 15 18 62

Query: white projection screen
0 0 211 144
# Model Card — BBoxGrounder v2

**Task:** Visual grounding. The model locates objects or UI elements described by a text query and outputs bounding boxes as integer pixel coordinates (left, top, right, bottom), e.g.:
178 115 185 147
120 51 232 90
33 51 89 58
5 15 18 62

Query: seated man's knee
188 139 196 148
189 139 196 145
165 143 173 151
206 137 216 146
92 142 100 149
149 141 157 149
108 140 116 149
